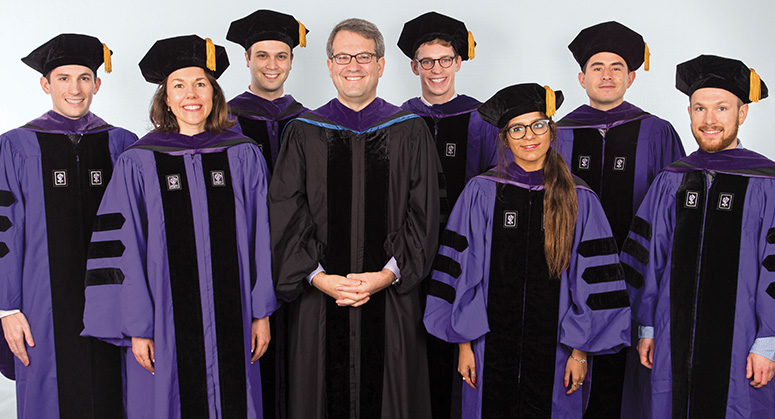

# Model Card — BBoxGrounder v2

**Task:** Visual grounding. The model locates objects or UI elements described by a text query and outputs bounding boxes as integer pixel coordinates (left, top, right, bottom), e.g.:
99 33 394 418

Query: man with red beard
620 54 775 418
554 21 686 418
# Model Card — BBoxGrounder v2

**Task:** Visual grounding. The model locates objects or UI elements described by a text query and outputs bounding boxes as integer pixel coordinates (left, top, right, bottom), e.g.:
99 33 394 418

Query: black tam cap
397 11 475 60
23 33 112 76
139 35 229 84
479 83 564 129
676 54 768 104
568 21 648 72
227 9 308 50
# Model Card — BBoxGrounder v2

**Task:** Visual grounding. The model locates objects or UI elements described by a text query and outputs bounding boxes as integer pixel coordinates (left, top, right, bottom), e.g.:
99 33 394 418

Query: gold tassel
544 85 556 117
750 68 762 102
298 20 307 47
644 42 650 71
102 43 112 73
205 38 216 72
467 31 475 59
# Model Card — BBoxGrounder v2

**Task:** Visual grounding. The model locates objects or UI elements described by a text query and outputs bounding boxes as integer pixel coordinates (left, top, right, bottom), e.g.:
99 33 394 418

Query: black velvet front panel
482 184 559 417
38 131 122 419
422 114 472 206
236 117 274 173
600 121 640 248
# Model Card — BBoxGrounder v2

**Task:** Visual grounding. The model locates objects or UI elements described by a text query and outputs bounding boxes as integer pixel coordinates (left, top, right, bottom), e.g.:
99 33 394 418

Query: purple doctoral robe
81 129 276 419
270 98 439 419
620 148 775 419
0 111 137 419
556 101 685 418
229 93 307 174
401 95 499 206
424 162 631 419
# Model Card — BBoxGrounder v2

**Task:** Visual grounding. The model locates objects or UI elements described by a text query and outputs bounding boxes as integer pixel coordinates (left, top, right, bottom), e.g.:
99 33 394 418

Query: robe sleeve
423 178 490 343
467 111 499 181
558 188 631 354
239 145 276 319
620 172 677 330
647 120 685 183
752 180 775 361
0 134 26 311
269 121 324 302
82 152 151 347
386 121 440 294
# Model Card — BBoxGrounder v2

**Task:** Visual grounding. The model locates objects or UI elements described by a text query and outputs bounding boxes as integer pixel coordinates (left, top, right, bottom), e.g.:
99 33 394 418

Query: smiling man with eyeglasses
269 17 440 419
396 12 500 419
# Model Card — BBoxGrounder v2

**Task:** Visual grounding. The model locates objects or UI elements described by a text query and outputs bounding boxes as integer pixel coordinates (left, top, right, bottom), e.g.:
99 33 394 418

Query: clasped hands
312 269 395 307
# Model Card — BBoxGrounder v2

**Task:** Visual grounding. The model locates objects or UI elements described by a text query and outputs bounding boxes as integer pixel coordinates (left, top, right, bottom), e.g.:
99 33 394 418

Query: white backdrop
1 0 774 416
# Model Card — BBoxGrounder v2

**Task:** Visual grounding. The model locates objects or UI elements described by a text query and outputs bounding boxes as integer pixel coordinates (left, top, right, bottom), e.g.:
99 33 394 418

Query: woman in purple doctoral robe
80 35 276 419
423 83 631 418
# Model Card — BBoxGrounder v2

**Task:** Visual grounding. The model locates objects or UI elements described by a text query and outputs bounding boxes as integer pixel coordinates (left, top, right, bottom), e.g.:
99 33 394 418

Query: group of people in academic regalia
0 7 773 419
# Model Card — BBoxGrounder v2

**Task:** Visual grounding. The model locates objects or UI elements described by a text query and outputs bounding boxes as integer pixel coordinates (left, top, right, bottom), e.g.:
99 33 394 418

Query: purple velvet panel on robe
424 162 631 418
81 130 276 419
621 148 775 418
0 111 137 419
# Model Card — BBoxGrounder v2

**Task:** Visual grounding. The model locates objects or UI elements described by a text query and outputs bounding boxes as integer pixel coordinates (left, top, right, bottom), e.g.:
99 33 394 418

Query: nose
68 78 80 94
266 57 278 69
602 68 613 80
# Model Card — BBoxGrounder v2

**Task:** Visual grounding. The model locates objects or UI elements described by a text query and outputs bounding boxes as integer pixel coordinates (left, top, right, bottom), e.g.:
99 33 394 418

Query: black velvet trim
37 131 122 419
577 237 618 257
202 152 248 419
600 121 641 248
86 240 125 259
569 128 603 194
483 184 557 417
586 290 630 310
433 254 462 278
767 283 775 300
0 243 8 258
621 238 649 265
685 174 748 418
0 190 15 206
154 152 209 419
440 229 469 252
324 131 352 419
768 228 775 244
236 116 274 173
763 255 775 272
84 268 125 286
428 279 455 304
621 262 644 289
0 216 10 232
92 213 125 232
630 216 652 241
581 263 625 284
428 114 472 206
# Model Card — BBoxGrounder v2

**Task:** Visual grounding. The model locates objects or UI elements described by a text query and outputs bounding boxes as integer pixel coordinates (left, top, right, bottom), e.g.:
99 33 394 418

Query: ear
376 56 385 78
577 72 586 89
93 77 101 95
453 55 462 72
244 50 250 68
327 58 334 79
410 59 420 76
738 103 749 126
40 76 51 94
626 71 636 88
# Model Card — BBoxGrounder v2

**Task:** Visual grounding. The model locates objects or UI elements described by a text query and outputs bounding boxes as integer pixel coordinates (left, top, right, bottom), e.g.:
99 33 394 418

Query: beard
692 123 739 153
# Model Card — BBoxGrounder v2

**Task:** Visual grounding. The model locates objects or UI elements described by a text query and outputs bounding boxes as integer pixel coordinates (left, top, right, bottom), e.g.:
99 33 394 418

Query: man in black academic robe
269 18 439 419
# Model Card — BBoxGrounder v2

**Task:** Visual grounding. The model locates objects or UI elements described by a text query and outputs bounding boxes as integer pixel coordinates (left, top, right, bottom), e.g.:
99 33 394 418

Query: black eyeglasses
415 56 457 70
505 119 551 140
331 52 378 65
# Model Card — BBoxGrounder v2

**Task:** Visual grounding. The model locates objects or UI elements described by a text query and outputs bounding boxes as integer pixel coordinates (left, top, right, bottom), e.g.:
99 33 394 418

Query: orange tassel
102 43 112 73
467 31 475 59
205 38 216 72
644 42 650 71
750 68 762 102
298 20 307 47
544 85 556 117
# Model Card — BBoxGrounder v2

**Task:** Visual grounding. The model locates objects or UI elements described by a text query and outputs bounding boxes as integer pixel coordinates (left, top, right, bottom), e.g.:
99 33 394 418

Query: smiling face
504 111 552 172
164 66 213 136
411 41 461 105
327 30 384 111
246 40 293 101
578 52 636 111
688 87 748 153
41 64 101 120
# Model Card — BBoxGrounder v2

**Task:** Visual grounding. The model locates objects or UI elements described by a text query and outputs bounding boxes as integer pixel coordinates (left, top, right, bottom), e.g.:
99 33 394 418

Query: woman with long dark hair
424 83 631 418
80 35 275 418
